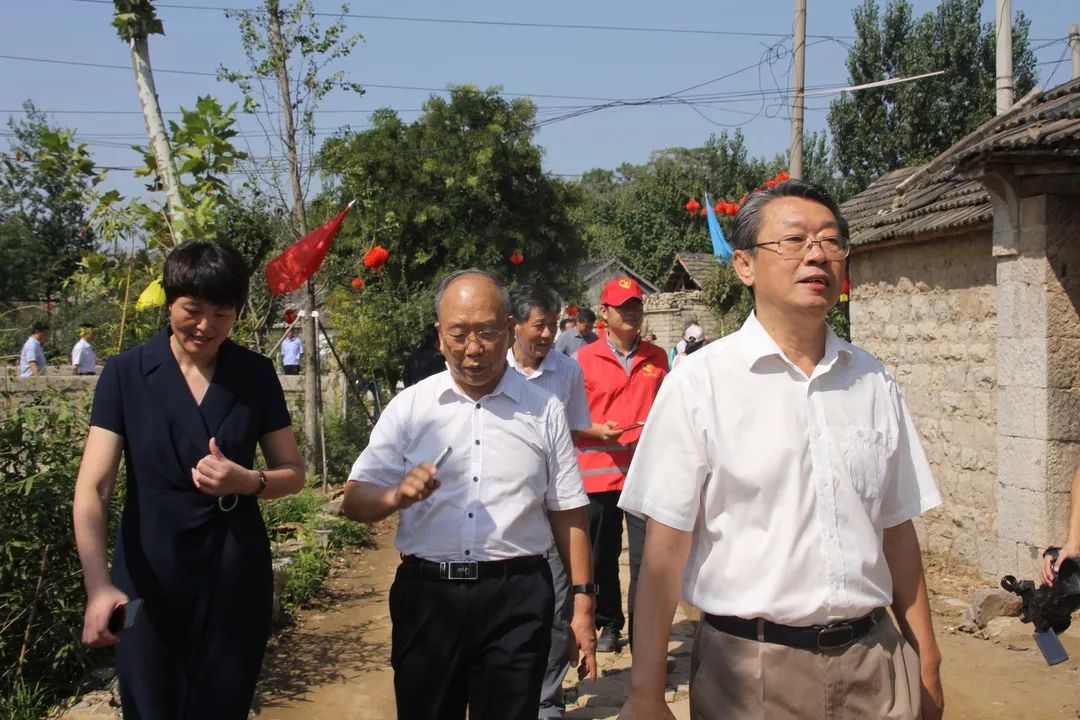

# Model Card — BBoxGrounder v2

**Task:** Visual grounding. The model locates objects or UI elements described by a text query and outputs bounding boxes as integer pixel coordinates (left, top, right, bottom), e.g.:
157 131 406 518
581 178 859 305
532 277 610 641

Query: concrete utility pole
789 0 807 179
1070 24 1080 80
995 0 1013 115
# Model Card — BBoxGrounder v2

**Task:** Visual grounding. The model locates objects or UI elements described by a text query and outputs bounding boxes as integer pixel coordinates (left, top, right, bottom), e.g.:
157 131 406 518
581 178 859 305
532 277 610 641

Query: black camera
1000 547 1080 665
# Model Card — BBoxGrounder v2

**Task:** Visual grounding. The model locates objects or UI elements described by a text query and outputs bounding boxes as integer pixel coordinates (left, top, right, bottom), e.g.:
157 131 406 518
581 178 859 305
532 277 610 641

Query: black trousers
587 491 621 632
282 365 300 375
626 509 646 648
389 559 554 720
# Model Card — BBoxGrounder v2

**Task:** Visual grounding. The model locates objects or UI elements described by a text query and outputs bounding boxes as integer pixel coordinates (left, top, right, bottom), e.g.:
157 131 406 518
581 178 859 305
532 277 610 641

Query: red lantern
566 305 578 317
700 208 708 217
509 252 525 265
284 308 298 324
350 277 365 290
685 198 701 213
775 171 790 183
363 245 390 270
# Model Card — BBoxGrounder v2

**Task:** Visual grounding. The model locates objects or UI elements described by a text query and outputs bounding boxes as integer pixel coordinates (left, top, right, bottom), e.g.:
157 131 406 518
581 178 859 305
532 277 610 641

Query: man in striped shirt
508 285 621 720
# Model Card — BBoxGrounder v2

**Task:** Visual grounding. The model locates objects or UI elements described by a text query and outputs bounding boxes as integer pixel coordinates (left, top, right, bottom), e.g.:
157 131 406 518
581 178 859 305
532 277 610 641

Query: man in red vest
574 277 669 653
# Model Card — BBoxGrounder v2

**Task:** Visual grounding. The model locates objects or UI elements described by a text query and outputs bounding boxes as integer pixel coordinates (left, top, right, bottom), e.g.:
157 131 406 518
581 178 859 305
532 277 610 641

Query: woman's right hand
82 585 129 647
1042 543 1080 585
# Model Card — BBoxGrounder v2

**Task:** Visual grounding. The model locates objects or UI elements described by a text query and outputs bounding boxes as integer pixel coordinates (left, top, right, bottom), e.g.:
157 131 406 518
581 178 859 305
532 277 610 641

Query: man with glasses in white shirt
343 269 597 720
618 180 944 720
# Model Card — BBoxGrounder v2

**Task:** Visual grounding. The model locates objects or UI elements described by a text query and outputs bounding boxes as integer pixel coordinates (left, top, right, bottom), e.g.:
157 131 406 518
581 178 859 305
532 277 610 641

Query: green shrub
0 391 119 709
0 679 49 720
278 546 329 617
324 516 371 550
259 488 325 532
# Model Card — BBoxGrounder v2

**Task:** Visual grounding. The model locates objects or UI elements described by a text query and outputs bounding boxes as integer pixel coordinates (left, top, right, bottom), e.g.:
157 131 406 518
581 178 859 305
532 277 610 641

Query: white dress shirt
506 348 592 431
281 336 303 365
71 338 97 374
619 312 942 625
349 368 588 562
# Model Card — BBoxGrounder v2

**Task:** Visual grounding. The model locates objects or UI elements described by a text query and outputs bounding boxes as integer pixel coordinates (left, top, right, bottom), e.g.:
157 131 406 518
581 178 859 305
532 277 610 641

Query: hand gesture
395 462 440 511
192 438 252 497
1042 543 1080 585
81 584 129 648
568 596 598 682
599 420 625 443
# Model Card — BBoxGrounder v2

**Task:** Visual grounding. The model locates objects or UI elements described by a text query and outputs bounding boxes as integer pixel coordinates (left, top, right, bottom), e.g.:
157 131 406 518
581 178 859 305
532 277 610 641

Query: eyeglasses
752 235 851 259
440 324 508 348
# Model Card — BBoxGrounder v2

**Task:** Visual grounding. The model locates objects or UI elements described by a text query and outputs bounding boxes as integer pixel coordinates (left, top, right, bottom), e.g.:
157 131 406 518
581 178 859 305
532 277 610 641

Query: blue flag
704 193 734 263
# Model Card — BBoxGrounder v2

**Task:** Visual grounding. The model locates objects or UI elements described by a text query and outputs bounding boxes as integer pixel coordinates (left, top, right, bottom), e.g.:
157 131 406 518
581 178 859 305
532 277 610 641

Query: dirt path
255 525 1080 719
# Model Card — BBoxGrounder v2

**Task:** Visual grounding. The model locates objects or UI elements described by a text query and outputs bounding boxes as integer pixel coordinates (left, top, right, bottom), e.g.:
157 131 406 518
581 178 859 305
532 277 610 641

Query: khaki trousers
689 614 921 720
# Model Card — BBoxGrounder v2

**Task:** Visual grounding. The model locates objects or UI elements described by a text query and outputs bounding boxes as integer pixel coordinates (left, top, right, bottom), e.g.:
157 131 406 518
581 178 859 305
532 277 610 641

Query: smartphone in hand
108 598 144 635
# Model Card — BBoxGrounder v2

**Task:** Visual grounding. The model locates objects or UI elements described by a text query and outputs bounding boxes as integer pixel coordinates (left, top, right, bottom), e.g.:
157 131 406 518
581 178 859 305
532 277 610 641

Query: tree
220 0 363 475
111 0 185 238
572 130 785 284
0 102 101 301
314 85 586 386
828 0 1037 195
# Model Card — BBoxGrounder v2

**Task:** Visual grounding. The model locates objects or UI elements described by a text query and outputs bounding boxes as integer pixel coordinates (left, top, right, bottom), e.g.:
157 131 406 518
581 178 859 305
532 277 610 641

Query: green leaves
828 0 1038 195
110 1 164 40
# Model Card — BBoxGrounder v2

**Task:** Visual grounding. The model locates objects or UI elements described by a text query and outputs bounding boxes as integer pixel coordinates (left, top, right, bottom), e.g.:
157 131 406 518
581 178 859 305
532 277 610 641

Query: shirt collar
605 333 639 358
506 347 558 379
735 311 851 373
437 362 521 404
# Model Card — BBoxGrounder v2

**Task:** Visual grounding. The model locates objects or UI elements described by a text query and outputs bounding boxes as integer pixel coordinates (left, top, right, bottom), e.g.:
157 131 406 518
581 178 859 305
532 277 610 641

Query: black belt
399 554 545 581
704 608 887 650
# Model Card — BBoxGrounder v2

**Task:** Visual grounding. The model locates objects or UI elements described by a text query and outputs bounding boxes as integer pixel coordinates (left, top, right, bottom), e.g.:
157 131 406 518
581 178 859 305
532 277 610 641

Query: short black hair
510 284 561 323
31 321 49 333
576 308 596 324
560 318 575 331
730 179 849 253
163 241 250 311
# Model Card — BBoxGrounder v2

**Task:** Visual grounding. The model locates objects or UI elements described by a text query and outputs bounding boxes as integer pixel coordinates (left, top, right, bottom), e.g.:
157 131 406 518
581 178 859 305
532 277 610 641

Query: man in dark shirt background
403 324 446 386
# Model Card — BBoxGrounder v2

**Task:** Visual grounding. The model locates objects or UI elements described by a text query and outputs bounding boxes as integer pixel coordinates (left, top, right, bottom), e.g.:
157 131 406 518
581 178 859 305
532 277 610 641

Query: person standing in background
280 326 303 375
554 308 598 358
71 323 98 375
18 321 49 377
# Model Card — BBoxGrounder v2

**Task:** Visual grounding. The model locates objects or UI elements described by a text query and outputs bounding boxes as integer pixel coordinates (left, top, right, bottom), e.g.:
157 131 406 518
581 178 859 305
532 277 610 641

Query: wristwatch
570 583 600 596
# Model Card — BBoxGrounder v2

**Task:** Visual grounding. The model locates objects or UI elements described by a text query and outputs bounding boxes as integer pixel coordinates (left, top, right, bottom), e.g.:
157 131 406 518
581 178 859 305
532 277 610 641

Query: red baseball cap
601 277 644 306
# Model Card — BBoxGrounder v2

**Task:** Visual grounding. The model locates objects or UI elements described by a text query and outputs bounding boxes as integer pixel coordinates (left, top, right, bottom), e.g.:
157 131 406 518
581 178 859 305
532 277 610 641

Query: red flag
265 201 354 295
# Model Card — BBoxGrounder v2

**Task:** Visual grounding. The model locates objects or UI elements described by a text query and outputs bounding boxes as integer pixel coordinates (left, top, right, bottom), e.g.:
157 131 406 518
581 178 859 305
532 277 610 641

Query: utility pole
1070 24 1080 80
995 0 1013 115
269 0 319 476
789 0 807 179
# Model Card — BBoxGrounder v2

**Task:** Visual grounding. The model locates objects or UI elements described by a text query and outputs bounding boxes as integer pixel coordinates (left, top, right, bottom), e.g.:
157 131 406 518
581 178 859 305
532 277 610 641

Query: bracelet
253 470 268 497
571 583 600 596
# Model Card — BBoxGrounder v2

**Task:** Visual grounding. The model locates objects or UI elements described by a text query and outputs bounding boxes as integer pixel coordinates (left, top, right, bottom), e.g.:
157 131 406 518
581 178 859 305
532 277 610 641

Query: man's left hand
568 595 598 681
920 663 944 720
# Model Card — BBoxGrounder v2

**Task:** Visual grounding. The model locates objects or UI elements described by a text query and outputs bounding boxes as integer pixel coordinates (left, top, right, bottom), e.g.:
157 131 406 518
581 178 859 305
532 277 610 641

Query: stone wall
850 231 998 572
641 291 718 352
992 193 1080 576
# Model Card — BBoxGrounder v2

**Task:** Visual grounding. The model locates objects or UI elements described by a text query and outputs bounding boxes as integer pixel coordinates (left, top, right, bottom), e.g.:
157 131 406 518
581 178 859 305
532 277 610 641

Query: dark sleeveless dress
89 328 291 719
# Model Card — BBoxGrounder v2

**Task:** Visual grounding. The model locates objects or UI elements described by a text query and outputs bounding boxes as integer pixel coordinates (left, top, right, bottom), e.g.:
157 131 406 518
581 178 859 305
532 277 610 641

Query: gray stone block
969 588 1022 627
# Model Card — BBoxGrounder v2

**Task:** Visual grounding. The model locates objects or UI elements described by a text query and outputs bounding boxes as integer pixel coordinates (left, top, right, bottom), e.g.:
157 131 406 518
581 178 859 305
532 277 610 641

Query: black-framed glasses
439 324 508 348
752 235 851 259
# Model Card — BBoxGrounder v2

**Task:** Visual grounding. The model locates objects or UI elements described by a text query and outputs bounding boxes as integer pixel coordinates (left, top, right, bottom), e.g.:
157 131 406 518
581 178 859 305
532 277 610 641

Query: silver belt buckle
217 494 239 512
816 623 855 650
440 561 479 581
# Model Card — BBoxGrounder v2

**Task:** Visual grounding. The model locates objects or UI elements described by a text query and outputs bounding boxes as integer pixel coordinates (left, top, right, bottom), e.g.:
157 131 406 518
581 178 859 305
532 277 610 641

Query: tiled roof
662 252 720 291
842 78 1080 248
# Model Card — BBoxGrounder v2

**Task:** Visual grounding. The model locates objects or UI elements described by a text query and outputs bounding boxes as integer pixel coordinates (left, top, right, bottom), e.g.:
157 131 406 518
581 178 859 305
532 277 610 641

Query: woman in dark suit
73 241 305 719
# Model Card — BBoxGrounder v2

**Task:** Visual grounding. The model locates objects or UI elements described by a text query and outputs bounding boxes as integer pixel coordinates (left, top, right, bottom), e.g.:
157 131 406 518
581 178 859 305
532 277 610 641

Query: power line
63 0 857 41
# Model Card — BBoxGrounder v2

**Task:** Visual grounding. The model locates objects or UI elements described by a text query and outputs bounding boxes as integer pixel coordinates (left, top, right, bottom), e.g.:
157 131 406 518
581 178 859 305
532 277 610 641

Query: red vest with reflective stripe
575 335 668 493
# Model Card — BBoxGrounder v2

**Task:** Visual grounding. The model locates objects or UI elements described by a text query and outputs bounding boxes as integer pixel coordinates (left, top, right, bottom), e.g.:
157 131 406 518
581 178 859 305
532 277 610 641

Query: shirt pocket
845 426 890 500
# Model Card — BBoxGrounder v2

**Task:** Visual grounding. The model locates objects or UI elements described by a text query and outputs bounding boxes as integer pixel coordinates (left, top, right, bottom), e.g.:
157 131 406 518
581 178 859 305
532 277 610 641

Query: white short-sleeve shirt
506 348 592 431
71 338 97 374
18 336 46 377
619 312 942 625
349 368 588 562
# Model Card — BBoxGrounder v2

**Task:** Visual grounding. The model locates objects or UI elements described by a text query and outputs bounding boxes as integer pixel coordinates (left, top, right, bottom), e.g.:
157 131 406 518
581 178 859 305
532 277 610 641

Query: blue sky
1 0 1076 203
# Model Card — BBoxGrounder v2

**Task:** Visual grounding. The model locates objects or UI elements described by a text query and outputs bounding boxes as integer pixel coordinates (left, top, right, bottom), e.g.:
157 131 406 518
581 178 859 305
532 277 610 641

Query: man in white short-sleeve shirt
71 323 98 375
618 180 944 720
343 270 597 720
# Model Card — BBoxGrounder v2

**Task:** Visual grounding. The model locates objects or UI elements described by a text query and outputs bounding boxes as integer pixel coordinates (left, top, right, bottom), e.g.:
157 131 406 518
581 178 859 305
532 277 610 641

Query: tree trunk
128 35 184 241
268 1 318 476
